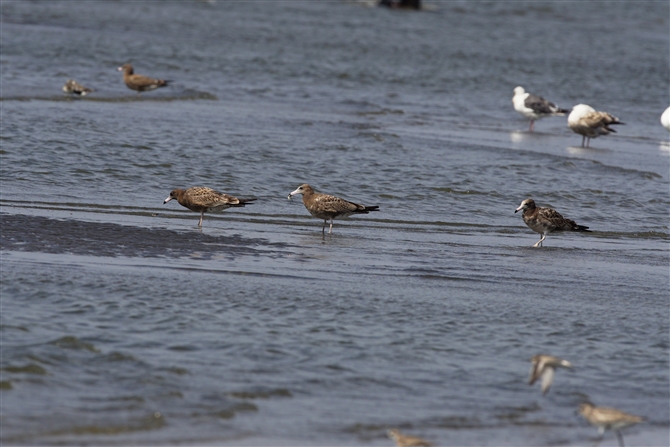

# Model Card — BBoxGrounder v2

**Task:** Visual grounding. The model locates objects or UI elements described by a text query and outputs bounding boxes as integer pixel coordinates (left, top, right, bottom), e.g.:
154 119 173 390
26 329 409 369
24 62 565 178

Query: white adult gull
512 86 569 132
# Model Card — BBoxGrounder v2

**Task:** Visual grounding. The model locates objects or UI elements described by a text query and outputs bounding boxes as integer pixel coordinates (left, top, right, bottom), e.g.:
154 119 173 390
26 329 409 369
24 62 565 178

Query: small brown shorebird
528 354 573 395
117 63 170 95
515 198 590 247
568 104 624 148
512 86 569 132
63 79 94 96
387 429 433 447
288 183 379 234
164 186 255 227
578 402 644 447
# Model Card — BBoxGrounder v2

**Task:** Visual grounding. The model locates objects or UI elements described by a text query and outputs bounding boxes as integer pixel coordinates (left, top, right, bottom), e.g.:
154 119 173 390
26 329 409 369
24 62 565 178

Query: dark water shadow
1 214 288 260
0 88 218 102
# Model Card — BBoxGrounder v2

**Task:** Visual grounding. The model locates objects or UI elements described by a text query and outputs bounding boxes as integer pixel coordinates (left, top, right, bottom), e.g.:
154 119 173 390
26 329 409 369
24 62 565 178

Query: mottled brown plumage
568 104 623 148
387 429 433 447
578 402 644 447
63 79 94 96
287 183 379 233
515 198 590 247
528 354 573 395
117 63 169 94
164 186 255 227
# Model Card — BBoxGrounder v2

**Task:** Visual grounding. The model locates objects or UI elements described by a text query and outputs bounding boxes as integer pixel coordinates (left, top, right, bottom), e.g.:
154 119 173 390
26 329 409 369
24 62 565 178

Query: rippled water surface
1 1 669 446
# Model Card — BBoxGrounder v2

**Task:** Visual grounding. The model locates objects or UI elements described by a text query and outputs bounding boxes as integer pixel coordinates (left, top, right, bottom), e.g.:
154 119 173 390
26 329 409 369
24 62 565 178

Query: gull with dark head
118 63 170 95
578 402 644 447
164 186 255 227
528 354 573 395
288 183 379 234
387 429 433 447
515 198 590 247
568 104 623 148
512 86 569 132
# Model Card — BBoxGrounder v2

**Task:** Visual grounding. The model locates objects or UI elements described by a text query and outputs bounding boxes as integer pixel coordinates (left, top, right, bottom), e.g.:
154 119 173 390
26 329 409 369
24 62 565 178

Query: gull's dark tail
231 198 257 207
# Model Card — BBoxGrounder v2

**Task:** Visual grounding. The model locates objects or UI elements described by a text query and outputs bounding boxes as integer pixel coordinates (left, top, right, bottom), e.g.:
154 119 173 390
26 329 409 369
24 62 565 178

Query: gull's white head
515 198 535 213
568 104 596 123
288 183 312 200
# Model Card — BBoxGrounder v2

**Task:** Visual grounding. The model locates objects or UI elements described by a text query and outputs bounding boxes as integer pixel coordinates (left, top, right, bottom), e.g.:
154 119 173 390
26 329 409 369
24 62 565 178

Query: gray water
1 1 669 446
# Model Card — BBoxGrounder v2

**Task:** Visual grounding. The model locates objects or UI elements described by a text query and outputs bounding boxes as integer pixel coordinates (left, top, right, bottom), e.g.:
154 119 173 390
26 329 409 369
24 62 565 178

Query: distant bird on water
378 0 421 9
578 402 644 447
117 63 169 95
164 186 255 227
661 107 670 131
63 79 94 96
515 198 590 247
528 354 573 395
288 184 379 234
387 429 433 447
568 104 623 148
512 86 569 132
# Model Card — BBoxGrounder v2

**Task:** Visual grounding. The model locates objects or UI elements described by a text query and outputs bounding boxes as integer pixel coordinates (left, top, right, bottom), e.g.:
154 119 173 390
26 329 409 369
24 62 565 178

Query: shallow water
1 1 669 446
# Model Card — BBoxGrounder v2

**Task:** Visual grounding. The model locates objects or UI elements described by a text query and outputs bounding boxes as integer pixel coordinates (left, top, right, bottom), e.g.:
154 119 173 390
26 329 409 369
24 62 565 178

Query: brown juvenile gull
568 104 624 148
578 402 644 447
387 429 433 447
528 354 573 395
287 183 379 234
512 86 569 132
63 79 94 96
515 198 590 247
117 63 170 95
163 186 255 227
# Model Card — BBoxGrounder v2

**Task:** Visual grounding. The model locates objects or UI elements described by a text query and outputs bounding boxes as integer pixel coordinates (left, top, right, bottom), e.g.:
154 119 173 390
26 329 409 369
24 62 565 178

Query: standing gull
117 63 170 95
387 429 433 447
287 184 379 234
568 104 623 148
578 402 644 447
512 86 568 132
528 354 573 395
164 186 255 227
515 198 590 247
63 79 94 96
